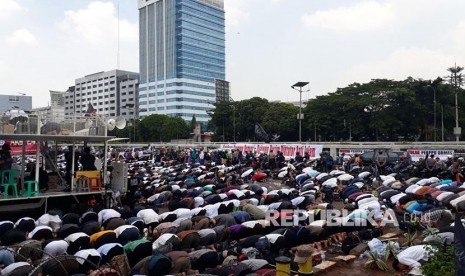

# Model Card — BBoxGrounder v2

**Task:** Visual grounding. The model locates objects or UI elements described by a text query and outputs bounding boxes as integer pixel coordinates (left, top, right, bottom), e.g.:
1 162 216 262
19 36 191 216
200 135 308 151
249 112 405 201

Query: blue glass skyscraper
138 0 227 123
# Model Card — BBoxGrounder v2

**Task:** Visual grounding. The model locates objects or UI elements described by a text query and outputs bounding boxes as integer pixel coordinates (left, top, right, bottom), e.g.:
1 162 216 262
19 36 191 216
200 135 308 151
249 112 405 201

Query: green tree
138 114 190 142
261 102 298 141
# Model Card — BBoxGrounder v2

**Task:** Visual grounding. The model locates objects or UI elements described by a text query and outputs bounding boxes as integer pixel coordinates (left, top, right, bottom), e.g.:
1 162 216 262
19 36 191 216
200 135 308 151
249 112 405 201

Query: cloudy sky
1 0 465 108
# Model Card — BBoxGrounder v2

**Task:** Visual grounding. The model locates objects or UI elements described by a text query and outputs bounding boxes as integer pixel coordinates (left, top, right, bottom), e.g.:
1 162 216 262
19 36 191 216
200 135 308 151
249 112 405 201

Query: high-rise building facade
138 0 226 123
64 70 139 121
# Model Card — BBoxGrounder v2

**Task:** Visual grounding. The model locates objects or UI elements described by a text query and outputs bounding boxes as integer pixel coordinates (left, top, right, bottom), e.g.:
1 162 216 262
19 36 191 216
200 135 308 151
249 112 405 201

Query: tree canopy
208 76 465 142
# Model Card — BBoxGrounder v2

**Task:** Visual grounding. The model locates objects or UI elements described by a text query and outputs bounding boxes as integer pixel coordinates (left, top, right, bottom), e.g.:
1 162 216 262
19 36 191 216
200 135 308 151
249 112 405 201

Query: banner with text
338 148 371 155
220 144 324 160
0 140 38 155
407 149 454 161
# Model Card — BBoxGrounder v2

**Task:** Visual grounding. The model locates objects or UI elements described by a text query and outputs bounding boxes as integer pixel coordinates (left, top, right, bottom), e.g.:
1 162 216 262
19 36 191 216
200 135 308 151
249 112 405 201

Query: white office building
64 70 139 121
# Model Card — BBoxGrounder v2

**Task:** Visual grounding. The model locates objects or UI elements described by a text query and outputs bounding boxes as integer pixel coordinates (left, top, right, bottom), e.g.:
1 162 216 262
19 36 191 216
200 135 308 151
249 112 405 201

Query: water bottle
321 251 326 262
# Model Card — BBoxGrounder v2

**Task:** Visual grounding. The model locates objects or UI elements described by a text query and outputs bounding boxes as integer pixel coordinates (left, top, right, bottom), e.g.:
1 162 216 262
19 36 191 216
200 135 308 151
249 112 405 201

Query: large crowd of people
0 146 464 275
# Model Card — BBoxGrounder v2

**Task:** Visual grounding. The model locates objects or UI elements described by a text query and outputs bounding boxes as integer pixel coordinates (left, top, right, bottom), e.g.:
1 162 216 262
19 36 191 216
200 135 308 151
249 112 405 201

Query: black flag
455 214 465 275
255 123 270 143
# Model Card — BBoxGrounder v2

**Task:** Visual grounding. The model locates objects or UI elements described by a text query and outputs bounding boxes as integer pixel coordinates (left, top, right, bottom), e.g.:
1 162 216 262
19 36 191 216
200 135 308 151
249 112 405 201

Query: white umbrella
241 168 253 178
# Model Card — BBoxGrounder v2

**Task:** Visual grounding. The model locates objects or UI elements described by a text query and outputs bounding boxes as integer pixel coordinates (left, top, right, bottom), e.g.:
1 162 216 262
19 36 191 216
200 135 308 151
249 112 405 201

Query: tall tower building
138 0 227 124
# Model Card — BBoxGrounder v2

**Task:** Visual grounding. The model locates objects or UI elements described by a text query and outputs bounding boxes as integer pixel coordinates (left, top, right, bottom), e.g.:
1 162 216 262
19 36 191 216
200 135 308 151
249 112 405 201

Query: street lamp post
426 85 437 142
291 82 309 142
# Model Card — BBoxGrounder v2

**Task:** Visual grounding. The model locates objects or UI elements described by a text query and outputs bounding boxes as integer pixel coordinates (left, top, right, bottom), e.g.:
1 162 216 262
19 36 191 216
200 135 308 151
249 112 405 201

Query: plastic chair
0 169 21 198
22 180 40 197
76 176 90 192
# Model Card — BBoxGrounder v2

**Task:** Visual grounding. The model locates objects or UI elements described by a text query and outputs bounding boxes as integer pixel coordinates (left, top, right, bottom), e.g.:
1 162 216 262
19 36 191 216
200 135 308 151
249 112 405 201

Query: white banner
338 148 370 155
220 143 324 160
407 149 454 161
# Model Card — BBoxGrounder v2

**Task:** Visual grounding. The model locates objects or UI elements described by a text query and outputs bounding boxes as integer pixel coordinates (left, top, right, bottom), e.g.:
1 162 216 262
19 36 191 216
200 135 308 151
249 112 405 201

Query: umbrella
241 168 253 178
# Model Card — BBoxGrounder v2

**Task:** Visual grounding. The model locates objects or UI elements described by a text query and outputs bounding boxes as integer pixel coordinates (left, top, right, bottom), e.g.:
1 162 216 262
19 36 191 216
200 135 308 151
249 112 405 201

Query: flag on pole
85 103 97 116
255 122 270 143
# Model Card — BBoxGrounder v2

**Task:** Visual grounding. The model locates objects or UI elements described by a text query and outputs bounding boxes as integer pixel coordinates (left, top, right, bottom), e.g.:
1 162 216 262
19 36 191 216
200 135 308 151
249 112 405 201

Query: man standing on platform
80 147 97 171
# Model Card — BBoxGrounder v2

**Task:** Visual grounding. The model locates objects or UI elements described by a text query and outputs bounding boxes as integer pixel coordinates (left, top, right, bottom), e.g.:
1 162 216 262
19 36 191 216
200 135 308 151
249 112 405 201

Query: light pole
291 82 309 142
447 63 463 142
228 97 236 142
426 85 437 142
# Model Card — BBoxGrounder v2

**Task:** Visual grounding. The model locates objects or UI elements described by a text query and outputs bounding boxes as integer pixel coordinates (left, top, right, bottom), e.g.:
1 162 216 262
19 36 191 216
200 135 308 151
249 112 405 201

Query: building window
8 96 19 102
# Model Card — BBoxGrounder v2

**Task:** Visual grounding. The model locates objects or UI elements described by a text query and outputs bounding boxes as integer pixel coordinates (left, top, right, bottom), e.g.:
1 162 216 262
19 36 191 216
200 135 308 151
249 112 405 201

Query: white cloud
0 60 7 75
343 47 456 86
0 0 23 19
301 1 395 31
5 28 38 46
225 0 249 31
59 1 137 45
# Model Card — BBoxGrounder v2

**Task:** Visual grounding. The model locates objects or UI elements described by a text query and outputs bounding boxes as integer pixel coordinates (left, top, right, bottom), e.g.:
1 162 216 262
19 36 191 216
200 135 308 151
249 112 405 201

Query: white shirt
411 186 423 194
114 225 138 237
405 184 419 194
97 209 121 226
397 245 429 268
268 202 282 210
36 214 62 232
263 234 283 244
291 196 305 206
28 225 53 239
194 197 204 208
229 189 245 198
198 229 216 238
1 262 30 275
390 193 406 204
436 192 454 202
43 240 69 259
204 203 220 218
97 243 123 256
189 208 203 217
65 232 89 243
153 234 178 251
137 209 159 224
173 208 192 219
